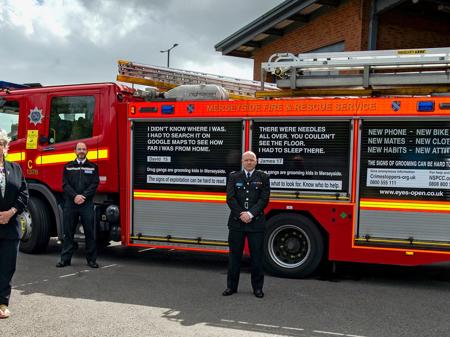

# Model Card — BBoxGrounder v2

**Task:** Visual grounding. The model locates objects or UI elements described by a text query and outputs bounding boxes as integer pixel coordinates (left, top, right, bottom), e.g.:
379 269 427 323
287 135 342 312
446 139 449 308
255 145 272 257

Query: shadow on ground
12 240 450 337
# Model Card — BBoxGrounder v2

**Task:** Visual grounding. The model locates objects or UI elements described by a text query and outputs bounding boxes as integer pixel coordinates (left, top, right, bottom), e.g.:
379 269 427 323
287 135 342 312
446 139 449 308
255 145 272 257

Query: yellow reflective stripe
355 237 450 247
271 192 349 200
36 149 109 165
88 149 108 160
5 152 26 162
360 200 450 212
36 153 75 165
130 235 229 246
134 191 226 202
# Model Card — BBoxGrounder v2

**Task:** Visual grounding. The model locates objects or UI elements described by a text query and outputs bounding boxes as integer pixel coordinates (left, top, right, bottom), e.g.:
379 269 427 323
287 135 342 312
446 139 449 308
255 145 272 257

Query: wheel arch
263 210 329 278
28 182 63 239
266 209 329 247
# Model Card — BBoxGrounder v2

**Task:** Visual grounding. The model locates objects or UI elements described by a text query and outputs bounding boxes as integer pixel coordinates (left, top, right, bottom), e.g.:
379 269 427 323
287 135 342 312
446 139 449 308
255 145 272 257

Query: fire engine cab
2 48 450 278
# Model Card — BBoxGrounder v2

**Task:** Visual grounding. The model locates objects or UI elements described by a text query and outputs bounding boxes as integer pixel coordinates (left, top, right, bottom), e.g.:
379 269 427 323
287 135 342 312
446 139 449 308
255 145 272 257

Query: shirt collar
244 169 255 176
77 158 87 165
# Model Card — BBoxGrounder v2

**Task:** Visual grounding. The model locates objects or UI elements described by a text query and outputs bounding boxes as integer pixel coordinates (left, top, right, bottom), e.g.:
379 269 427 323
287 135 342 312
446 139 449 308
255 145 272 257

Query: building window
304 42 345 77
309 42 345 53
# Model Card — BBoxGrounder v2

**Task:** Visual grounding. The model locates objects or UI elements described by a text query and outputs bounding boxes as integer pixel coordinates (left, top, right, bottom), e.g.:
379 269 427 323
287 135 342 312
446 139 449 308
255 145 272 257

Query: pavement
2 241 450 337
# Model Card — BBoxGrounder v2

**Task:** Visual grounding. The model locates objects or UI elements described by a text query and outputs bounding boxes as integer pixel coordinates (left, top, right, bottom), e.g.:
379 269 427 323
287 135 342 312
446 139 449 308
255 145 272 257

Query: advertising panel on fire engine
251 120 351 196
358 120 450 245
131 120 242 243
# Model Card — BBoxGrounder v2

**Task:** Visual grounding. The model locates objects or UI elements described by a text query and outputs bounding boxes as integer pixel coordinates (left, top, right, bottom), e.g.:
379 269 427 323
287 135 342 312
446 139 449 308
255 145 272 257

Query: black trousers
60 202 97 263
0 238 19 306
227 230 264 291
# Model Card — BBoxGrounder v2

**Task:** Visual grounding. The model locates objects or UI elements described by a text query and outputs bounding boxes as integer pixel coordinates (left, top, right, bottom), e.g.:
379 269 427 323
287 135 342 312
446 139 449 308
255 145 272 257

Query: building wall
252 0 450 81
377 7 450 50
253 0 367 81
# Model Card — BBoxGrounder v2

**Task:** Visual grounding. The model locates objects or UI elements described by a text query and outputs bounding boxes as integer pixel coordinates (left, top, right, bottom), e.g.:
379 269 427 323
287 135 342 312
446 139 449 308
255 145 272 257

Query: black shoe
87 261 99 268
56 261 71 268
253 289 264 298
222 288 236 296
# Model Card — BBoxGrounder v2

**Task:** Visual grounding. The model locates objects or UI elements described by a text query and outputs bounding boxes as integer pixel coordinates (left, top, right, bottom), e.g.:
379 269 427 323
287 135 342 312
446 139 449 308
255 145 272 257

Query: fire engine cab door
40 92 100 193
357 119 450 249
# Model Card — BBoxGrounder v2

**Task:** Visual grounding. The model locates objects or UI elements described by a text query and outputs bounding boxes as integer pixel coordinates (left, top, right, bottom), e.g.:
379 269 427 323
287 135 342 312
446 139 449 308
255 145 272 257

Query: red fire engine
2 48 450 277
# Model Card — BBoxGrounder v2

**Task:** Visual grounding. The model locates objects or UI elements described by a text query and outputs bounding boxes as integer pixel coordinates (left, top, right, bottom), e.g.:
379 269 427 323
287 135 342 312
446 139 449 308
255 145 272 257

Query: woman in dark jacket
0 129 28 319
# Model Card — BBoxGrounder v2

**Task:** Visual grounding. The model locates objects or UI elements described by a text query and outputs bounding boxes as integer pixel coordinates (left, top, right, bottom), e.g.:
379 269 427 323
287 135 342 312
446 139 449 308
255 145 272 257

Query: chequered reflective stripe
134 190 226 202
360 199 450 212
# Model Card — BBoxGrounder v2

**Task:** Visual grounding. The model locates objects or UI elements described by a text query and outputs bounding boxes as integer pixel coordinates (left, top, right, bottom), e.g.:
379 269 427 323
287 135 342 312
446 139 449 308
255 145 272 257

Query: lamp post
160 43 179 68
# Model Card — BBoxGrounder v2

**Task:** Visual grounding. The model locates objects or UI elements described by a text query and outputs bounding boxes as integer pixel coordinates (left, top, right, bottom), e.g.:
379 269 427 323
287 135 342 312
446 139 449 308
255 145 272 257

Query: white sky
0 0 284 86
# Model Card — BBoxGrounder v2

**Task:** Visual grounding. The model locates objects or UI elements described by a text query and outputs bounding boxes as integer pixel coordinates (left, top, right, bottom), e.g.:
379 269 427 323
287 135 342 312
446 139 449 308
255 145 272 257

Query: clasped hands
239 211 252 224
0 209 14 225
74 194 86 205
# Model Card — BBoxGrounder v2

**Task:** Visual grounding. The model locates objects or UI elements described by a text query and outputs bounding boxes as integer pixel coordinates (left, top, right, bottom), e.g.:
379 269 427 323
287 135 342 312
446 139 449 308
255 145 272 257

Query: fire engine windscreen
164 84 229 101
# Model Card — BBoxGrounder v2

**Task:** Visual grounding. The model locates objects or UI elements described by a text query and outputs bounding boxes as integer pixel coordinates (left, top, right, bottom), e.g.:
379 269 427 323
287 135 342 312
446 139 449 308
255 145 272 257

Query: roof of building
215 0 450 58
214 0 340 58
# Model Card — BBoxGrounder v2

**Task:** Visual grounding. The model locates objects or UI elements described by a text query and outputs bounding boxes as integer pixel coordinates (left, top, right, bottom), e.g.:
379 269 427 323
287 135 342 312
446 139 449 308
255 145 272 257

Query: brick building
215 0 450 81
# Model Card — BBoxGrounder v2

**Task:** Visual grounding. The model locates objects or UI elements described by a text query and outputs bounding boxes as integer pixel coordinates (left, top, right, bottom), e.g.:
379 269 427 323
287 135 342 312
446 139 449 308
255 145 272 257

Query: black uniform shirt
62 159 99 204
226 170 270 232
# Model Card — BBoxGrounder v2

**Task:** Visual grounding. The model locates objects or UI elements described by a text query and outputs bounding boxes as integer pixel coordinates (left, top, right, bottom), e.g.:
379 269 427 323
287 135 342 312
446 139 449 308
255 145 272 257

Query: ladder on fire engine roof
258 47 450 98
117 60 279 99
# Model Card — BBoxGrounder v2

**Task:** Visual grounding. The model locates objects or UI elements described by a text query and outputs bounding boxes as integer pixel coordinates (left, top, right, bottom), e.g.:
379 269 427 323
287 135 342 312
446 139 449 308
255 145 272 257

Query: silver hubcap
19 211 33 242
268 224 311 269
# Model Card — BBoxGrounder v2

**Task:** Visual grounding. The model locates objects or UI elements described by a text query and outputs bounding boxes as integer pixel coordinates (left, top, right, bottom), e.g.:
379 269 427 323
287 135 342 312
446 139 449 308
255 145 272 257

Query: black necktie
247 172 251 179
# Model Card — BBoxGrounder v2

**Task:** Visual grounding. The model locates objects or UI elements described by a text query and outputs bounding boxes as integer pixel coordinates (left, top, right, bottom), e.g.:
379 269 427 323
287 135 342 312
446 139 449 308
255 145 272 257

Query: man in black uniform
223 151 270 298
57 142 100 268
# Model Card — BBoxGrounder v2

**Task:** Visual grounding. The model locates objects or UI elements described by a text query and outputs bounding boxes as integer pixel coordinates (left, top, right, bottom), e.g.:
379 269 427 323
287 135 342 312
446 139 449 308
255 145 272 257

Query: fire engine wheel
264 214 324 278
19 197 50 254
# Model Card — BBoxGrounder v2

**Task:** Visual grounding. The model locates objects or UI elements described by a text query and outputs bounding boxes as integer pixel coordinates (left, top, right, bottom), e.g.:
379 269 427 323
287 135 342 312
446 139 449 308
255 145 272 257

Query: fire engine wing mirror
48 128 56 144
38 136 49 145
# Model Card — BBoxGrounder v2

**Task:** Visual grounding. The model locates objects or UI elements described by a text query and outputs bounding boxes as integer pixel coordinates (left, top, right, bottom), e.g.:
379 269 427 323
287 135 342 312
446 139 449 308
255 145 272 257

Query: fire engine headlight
105 205 119 223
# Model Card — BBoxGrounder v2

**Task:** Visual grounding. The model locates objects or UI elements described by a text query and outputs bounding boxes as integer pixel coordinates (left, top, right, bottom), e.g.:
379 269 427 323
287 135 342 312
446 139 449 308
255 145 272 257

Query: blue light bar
139 106 158 113
161 105 175 114
417 101 435 112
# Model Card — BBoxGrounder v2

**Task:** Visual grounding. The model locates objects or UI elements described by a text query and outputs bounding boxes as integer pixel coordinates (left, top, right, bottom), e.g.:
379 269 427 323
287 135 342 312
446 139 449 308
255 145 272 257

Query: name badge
84 170 93 174
236 182 243 187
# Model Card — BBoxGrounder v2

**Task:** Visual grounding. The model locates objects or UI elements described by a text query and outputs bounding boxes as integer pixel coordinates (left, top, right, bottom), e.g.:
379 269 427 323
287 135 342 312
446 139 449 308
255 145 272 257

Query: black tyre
19 197 51 253
264 213 324 278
